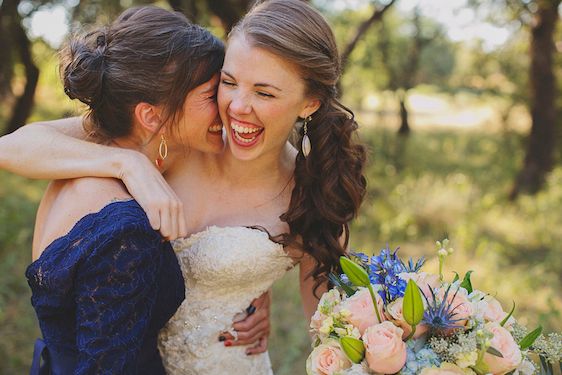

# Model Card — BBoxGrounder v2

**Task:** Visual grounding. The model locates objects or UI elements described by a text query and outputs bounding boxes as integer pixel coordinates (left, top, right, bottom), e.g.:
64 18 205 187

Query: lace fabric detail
158 226 294 375
26 200 184 374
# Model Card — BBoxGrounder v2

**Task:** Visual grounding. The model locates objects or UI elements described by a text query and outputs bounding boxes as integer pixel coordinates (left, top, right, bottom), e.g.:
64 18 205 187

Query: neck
212 142 296 188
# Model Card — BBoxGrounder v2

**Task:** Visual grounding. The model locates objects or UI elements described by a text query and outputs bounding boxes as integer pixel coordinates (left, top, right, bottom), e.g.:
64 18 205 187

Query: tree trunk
205 0 253 34
397 91 410 135
510 1 560 199
167 0 199 22
3 13 39 135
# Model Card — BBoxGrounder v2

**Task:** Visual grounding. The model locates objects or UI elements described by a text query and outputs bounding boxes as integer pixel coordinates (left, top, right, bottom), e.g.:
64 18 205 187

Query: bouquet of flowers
307 240 561 375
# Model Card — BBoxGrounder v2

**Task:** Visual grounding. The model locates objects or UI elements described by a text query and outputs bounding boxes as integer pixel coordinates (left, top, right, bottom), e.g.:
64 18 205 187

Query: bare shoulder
33 177 132 257
64 176 131 205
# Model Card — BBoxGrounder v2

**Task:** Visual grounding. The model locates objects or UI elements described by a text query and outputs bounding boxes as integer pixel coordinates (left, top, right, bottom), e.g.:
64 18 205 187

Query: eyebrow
221 70 282 92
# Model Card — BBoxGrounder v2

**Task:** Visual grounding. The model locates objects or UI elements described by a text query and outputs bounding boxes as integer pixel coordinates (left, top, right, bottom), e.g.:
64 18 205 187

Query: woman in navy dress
24 7 226 374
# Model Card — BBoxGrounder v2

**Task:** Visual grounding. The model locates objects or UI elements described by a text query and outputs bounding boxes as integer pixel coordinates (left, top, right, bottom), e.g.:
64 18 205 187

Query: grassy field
1 126 561 374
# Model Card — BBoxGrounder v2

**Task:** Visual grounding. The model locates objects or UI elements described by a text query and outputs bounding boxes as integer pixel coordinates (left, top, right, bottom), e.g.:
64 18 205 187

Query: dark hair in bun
61 6 224 141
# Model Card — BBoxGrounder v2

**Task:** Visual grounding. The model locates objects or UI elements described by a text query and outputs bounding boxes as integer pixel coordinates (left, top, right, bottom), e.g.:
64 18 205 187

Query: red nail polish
224 341 232 347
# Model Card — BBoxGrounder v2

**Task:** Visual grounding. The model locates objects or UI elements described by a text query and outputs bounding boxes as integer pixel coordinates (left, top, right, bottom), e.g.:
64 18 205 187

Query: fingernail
246 305 256 315
224 341 232 347
218 335 226 342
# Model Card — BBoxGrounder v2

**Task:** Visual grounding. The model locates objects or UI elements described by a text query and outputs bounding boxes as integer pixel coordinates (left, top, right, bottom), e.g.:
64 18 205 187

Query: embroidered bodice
158 226 293 375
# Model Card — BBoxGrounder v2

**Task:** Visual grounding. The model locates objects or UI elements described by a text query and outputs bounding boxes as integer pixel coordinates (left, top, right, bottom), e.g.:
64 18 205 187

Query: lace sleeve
74 222 164 374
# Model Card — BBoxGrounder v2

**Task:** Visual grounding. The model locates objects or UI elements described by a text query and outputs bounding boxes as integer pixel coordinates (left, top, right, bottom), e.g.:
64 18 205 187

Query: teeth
208 124 222 132
233 130 257 143
231 123 261 134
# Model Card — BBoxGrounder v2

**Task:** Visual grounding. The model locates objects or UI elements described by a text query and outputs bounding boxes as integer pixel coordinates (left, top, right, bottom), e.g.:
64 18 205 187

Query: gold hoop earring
301 116 312 158
155 134 168 168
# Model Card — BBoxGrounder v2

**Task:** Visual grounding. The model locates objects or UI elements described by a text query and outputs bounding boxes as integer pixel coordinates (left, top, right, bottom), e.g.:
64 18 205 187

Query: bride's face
218 35 319 162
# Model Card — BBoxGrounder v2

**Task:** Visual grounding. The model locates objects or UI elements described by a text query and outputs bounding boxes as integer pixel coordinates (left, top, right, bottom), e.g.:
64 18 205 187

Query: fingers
245 336 268 355
232 306 268 333
228 320 270 346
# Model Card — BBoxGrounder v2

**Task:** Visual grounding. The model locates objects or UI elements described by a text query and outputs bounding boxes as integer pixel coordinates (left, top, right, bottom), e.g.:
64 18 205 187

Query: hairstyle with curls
60 6 224 142
230 0 367 294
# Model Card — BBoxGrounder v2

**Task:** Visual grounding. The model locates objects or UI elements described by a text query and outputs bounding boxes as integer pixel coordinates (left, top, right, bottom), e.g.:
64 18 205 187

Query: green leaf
452 272 460 283
486 346 504 358
340 336 365 364
519 326 542 350
403 279 424 326
340 256 370 287
460 270 474 293
500 301 515 327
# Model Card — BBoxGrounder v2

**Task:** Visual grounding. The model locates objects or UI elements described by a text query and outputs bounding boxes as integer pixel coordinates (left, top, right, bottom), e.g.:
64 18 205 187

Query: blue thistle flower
422 284 465 332
404 256 426 272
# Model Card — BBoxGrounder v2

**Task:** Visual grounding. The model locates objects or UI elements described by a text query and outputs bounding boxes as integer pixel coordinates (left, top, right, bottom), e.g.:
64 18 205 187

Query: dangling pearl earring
301 116 312 158
155 134 168 168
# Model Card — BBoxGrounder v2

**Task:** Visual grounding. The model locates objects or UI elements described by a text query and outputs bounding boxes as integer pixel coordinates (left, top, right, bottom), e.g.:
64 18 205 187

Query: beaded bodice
158 226 293 375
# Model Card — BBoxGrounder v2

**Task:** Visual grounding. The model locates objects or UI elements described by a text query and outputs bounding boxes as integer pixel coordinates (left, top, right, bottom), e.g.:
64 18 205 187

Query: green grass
1 128 561 374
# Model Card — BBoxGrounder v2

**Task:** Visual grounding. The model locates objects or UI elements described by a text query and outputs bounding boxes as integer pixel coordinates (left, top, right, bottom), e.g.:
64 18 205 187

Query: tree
510 0 561 198
377 9 455 135
469 0 562 197
0 0 40 135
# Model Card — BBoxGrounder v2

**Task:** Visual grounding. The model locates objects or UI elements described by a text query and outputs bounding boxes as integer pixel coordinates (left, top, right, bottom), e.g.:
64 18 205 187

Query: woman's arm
0 118 186 239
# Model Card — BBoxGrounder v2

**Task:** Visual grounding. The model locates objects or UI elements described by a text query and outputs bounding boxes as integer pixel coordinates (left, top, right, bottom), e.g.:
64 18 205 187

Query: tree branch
340 0 397 74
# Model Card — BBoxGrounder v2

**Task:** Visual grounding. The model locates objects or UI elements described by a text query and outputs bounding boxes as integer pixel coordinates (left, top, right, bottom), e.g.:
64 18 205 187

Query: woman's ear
300 98 321 119
134 102 163 134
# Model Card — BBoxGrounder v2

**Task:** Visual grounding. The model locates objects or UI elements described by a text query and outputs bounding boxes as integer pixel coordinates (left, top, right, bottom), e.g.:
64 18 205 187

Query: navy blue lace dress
25 200 185 375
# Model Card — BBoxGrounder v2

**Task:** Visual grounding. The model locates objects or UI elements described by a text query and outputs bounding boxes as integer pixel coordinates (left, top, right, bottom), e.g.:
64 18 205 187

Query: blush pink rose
438 287 473 328
310 310 327 331
306 342 351 375
339 287 386 335
482 297 507 323
484 322 522 374
385 298 428 339
399 272 441 299
363 321 407 374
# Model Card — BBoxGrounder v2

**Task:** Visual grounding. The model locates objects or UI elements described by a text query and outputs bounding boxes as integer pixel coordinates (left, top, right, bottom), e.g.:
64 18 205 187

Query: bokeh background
1 0 561 373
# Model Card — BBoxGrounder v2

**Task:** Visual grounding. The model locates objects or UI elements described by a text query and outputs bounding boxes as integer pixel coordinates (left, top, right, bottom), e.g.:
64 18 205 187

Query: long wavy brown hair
231 0 367 294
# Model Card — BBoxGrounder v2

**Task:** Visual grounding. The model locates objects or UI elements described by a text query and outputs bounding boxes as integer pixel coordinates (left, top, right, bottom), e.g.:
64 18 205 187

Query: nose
229 91 252 115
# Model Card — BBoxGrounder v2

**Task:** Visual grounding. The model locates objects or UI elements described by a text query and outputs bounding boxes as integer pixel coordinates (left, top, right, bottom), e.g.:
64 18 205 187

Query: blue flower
400 340 441 375
422 285 465 332
369 246 408 303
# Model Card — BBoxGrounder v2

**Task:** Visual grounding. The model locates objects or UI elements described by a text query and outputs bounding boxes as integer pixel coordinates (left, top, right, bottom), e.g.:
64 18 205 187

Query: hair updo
230 0 367 293
61 6 224 141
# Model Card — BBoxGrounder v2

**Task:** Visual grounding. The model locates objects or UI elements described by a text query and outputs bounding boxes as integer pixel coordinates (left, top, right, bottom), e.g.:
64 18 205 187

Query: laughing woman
1 1 367 374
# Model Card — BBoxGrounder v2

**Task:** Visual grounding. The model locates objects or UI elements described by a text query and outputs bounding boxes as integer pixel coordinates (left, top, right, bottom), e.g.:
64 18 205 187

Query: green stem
405 325 417 341
438 255 444 281
367 284 383 324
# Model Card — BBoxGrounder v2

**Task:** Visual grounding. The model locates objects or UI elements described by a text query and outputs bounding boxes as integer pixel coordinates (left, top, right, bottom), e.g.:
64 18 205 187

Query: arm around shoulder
0 116 133 180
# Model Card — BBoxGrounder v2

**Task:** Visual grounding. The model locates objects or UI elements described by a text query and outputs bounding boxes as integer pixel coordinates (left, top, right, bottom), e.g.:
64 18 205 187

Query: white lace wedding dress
158 226 293 375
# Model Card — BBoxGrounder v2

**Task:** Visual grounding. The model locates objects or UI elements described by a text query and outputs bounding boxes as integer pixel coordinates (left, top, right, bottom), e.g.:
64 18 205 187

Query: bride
0 0 366 373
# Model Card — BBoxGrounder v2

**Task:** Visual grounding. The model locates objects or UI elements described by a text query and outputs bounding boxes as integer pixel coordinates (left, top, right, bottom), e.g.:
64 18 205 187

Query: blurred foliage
1 1 561 374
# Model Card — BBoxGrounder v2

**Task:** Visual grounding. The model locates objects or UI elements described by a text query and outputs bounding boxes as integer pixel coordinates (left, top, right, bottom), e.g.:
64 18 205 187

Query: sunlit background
1 0 561 373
